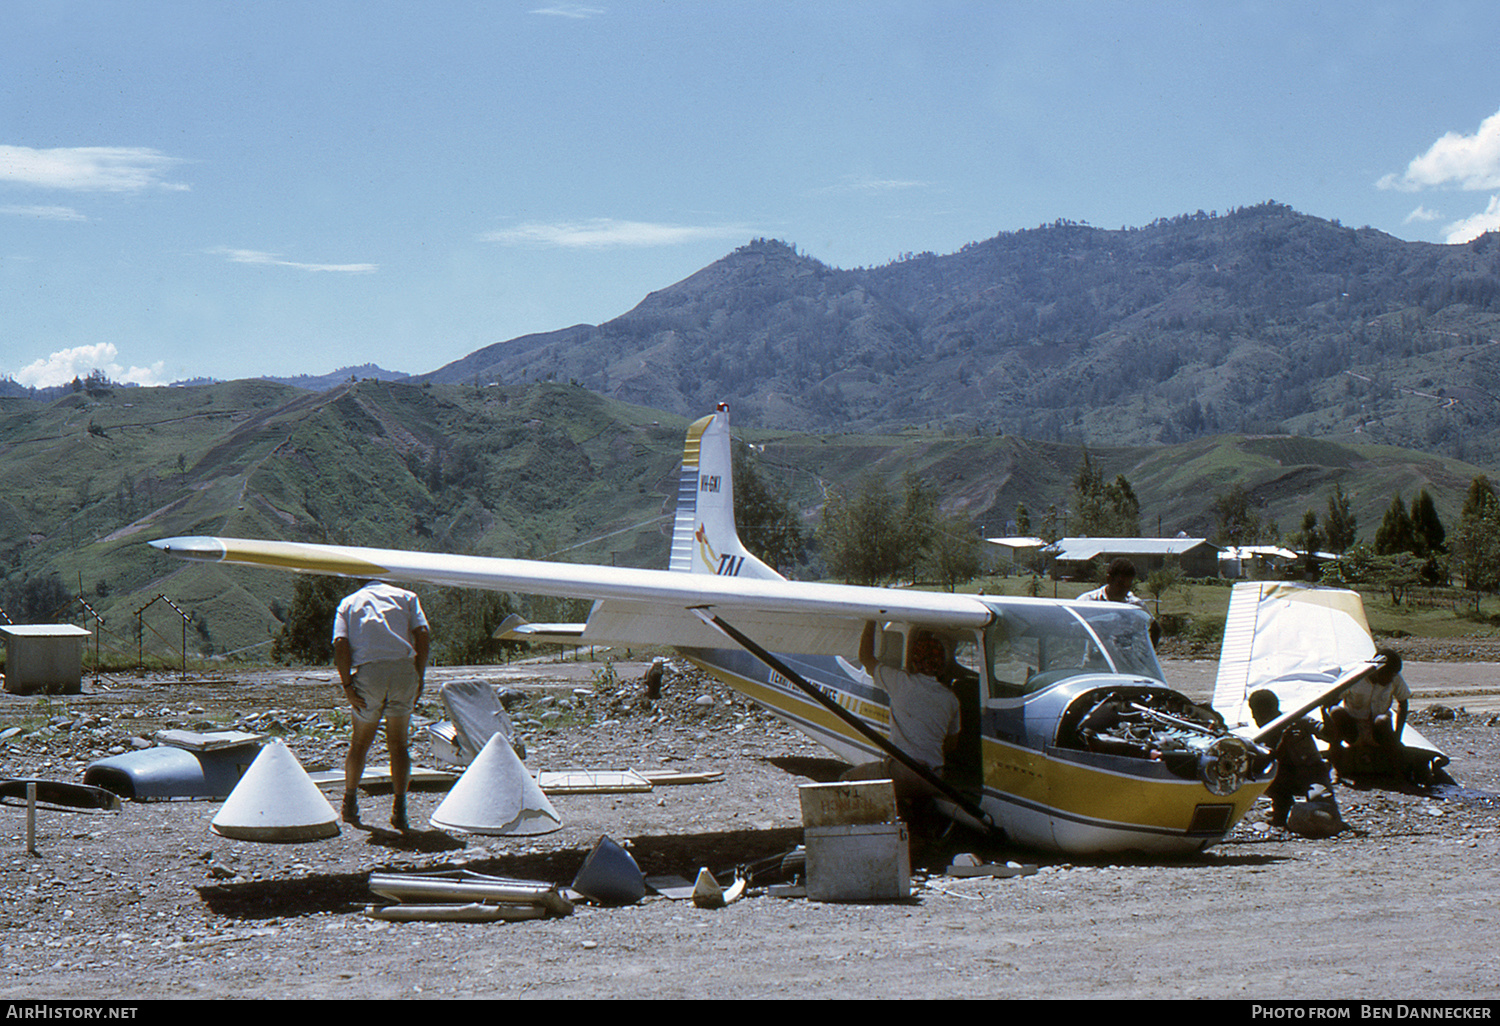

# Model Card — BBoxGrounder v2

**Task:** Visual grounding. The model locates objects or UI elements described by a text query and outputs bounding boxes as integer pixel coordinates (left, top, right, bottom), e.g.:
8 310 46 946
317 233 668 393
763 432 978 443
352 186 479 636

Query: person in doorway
857 620 961 803
333 580 430 831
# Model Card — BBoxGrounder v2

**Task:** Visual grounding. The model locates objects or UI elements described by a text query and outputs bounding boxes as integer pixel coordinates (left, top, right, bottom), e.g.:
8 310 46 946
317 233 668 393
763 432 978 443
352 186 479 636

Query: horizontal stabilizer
492 613 586 644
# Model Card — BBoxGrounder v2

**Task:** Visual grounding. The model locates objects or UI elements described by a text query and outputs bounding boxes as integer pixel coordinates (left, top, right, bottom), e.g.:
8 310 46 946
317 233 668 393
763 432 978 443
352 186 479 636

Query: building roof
1219 545 1298 561
984 536 1047 550
0 624 92 638
1044 537 1218 561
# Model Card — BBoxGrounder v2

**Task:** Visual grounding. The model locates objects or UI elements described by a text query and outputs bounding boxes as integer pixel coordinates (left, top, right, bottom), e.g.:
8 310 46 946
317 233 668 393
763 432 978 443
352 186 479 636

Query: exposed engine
1063 688 1266 795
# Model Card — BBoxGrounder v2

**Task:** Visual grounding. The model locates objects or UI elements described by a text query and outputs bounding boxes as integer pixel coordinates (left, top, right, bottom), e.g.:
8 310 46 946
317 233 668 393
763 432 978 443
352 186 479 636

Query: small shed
1 624 92 695
984 536 1048 574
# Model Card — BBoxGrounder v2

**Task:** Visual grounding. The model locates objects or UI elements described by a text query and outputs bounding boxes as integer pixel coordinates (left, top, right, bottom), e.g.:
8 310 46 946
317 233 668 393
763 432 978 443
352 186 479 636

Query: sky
7 1 1500 389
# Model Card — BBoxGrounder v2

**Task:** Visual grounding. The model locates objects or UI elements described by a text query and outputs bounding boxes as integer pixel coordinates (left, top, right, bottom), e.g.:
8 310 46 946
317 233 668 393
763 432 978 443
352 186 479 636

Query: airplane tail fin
668 404 783 580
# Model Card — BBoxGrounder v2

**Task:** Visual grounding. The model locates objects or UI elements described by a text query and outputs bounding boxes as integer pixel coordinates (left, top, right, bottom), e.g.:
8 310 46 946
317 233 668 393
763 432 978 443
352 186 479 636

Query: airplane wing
1212 580 1444 764
149 535 993 656
1213 581 1376 728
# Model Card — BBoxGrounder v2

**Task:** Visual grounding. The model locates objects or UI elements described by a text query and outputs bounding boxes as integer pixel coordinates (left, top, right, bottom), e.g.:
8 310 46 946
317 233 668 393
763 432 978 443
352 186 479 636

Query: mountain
258 364 410 390
0 378 1488 658
422 202 1500 464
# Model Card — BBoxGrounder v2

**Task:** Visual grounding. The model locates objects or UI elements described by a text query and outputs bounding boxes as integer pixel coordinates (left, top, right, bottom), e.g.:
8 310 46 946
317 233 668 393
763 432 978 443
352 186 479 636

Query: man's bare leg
387 715 411 830
344 717 381 824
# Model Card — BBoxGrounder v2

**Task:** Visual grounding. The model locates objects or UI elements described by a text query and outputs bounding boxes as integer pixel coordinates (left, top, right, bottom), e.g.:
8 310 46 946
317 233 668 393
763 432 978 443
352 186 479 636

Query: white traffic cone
428 733 562 836
211 739 340 842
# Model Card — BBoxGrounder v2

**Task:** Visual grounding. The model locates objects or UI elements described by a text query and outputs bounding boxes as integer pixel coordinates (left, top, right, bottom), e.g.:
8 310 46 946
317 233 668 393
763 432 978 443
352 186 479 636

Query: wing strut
1248 657 1383 747
691 608 1001 838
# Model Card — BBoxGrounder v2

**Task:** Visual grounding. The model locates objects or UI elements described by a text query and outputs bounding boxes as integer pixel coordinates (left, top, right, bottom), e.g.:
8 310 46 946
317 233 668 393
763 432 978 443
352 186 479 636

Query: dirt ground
1 651 1498 1002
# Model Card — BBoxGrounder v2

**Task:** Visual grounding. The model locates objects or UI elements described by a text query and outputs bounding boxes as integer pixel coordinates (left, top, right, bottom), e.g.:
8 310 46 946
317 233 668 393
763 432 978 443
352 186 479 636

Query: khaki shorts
349 659 419 726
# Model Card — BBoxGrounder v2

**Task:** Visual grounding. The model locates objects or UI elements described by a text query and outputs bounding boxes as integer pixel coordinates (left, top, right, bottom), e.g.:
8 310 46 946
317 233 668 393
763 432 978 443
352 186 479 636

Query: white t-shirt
332 582 429 667
1338 672 1411 720
873 663 960 770
1078 585 1149 613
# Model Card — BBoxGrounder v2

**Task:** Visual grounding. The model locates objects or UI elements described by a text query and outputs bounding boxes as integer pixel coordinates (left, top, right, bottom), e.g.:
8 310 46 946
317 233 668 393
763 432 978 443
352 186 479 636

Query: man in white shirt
333 581 430 830
857 621 960 798
1323 647 1410 779
1078 557 1161 646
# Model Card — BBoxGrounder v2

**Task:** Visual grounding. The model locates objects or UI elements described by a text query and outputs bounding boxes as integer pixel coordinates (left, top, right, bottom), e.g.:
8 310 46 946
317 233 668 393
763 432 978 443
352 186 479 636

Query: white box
804 821 911 902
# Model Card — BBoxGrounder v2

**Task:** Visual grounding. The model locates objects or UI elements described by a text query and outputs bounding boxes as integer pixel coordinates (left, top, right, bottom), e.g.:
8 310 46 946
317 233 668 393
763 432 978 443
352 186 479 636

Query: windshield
982 601 1164 698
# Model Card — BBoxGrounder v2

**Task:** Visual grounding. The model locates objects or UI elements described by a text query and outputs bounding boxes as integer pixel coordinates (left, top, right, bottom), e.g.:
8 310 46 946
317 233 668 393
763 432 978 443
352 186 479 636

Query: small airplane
154 405 1317 856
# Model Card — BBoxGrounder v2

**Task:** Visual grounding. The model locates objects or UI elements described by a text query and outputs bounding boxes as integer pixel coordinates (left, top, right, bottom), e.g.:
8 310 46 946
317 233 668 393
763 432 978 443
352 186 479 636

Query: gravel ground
0 654 1497 1001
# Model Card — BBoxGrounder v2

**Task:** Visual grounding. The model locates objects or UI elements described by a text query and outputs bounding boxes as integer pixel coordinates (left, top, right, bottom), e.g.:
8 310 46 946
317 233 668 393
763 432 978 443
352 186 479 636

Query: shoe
342 791 359 824
390 795 409 832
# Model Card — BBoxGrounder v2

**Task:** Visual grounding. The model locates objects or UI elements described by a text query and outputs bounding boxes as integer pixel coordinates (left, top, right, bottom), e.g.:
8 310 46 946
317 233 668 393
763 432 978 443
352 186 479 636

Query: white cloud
1403 205 1441 224
0 204 87 221
13 343 167 389
530 4 605 18
480 218 749 249
213 248 378 273
813 174 935 195
1378 109 1500 193
1442 196 1500 244
0 145 188 193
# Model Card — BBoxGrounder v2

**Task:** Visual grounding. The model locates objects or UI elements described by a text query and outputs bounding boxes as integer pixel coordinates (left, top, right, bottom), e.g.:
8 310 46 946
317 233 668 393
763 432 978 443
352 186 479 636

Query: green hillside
0 378 1491 662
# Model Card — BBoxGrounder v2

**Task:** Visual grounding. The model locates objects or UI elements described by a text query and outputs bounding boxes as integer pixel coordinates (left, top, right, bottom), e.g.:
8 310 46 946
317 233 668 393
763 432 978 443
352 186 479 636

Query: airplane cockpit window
982 602 1164 698
950 636 981 688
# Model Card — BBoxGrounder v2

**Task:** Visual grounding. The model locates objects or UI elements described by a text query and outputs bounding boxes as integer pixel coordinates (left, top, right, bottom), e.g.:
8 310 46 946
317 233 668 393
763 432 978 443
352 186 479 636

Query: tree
1211 484 1265 547
817 472 940 586
818 475 902 586
1071 454 1141 536
1449 476 1500 609
1374 493 1416 556
1294 509 1324 554
1014 502 1032 537
732 446 805 574
2 571 73 623
1143 566 1180 613
1041 504 1061 543
1288 509 1325 577
926 511 985 591
1323 482 1357 553
271 575 358 664
427 587 524 665
1408 489 1448 585
896 473 939 584
1409 489 1446 557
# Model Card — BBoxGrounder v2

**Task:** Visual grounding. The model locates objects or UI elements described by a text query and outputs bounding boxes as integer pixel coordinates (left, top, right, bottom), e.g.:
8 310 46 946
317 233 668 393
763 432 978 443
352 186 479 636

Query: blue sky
6 1 1500 388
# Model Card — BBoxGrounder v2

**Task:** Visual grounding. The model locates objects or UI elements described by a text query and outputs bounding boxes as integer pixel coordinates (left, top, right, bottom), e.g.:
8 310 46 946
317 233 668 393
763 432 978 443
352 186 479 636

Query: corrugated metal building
1043 537 1221 580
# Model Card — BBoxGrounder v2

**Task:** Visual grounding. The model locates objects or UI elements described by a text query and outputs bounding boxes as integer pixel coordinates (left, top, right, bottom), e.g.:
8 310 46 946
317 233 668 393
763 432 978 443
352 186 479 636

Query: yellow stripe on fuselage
688 654 1267 839
982 736 1267 832
683 656 889 753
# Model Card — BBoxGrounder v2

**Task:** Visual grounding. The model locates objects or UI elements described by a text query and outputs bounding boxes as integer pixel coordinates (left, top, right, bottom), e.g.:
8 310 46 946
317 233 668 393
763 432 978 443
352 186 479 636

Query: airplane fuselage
681 595 1271 855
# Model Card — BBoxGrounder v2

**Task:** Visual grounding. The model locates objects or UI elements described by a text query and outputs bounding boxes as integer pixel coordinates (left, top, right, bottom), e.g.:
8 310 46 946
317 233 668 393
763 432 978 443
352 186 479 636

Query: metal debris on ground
365 869 574 923
690 866 747 908
536 769 653 794
569 834 646 906
944 853 1039 879
0 777 122 812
